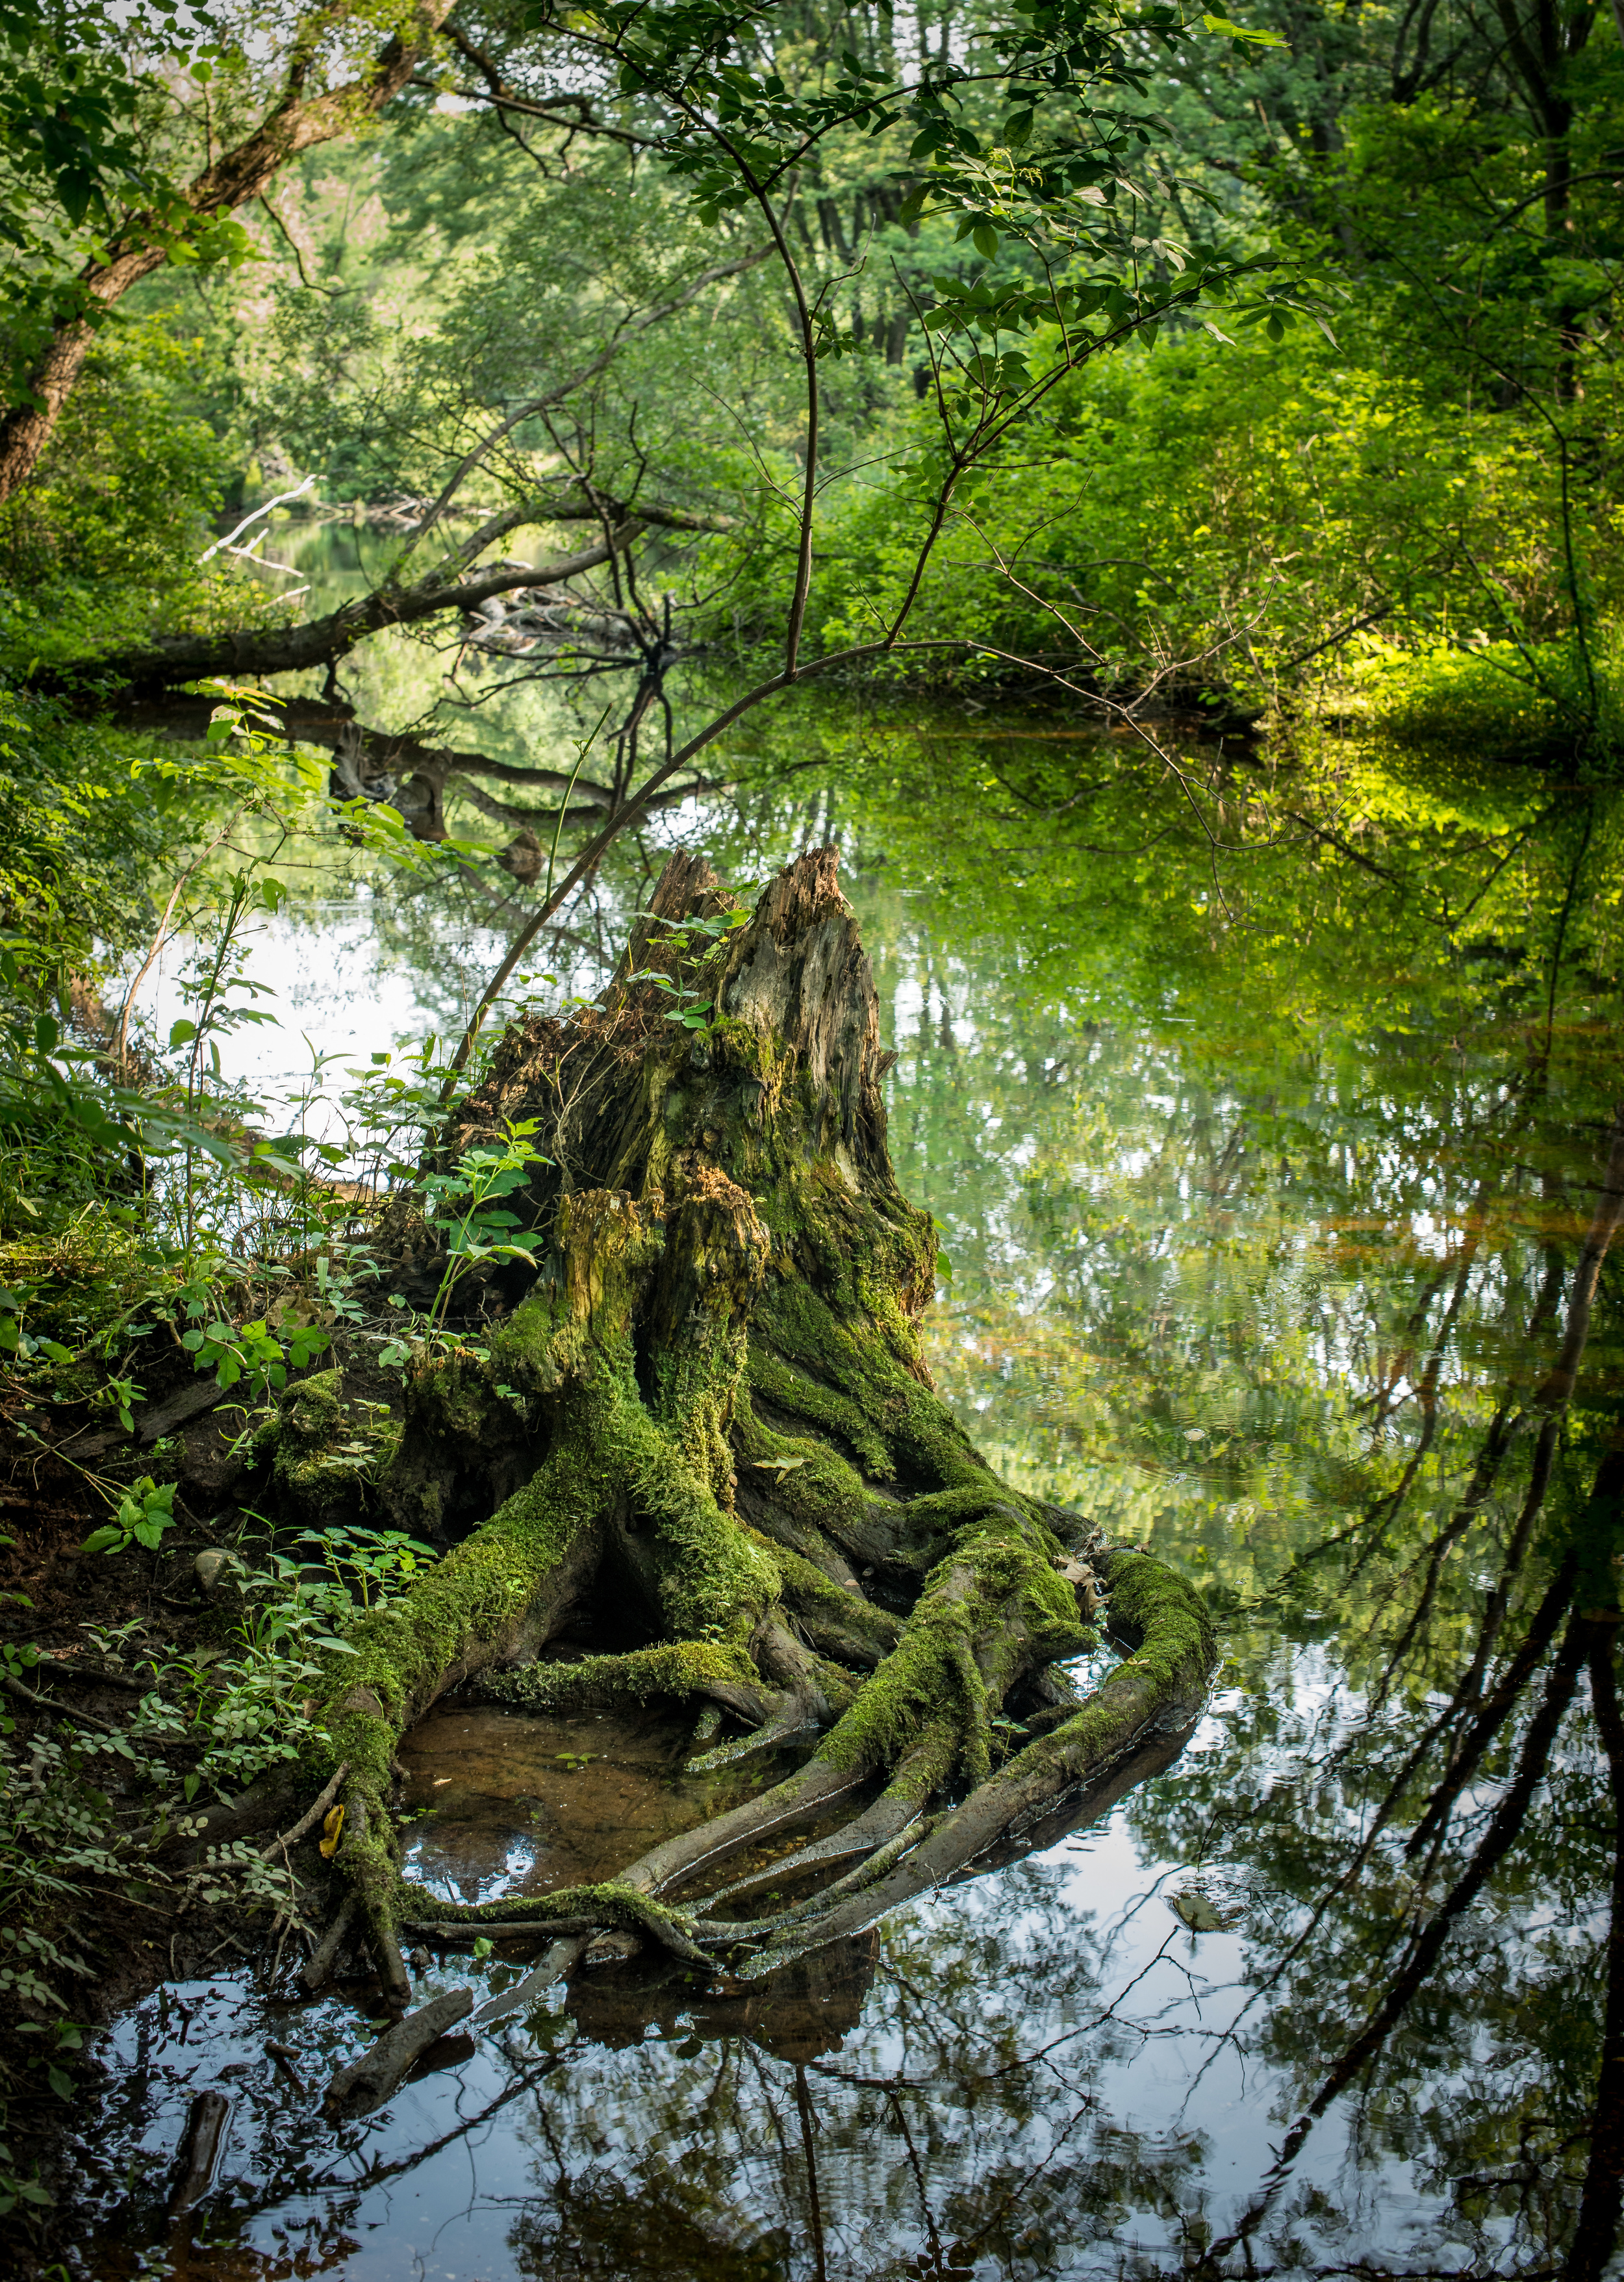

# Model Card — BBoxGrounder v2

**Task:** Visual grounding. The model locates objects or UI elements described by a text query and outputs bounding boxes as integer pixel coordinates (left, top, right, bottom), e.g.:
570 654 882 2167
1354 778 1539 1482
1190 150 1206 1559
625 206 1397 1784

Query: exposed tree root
262 848 1216 2019
325 1986 475 2115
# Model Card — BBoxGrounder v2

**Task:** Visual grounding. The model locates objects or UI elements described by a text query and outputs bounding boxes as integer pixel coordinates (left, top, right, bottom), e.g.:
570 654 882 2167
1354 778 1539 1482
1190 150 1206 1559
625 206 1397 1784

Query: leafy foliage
81 1478 176 1559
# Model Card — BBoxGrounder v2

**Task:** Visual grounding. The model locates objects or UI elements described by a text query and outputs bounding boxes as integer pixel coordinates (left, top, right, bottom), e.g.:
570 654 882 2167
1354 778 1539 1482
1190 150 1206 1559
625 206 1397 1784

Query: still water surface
70 804 1621 2280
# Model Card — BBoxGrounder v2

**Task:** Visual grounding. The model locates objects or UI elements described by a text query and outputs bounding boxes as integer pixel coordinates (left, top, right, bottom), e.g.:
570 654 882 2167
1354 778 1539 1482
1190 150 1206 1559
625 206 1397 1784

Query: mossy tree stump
307 849 1215 1999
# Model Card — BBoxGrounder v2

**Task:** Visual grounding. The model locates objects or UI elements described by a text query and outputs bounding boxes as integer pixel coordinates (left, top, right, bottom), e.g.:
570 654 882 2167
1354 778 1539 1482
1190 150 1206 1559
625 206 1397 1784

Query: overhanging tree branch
0 0 459 502
45 532 641 696
392 253 773 574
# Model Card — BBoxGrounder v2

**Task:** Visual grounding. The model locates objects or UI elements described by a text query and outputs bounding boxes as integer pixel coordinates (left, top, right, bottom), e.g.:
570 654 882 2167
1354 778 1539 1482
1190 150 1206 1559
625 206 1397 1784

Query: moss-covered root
691 1722 953 1918
728 1549 1216 1968
379 1754 876 1961
810 1512 1091 1793
314 1423 613 1997
489 1523 1098 1929
400 1881 715 1965
315 1171 802 1981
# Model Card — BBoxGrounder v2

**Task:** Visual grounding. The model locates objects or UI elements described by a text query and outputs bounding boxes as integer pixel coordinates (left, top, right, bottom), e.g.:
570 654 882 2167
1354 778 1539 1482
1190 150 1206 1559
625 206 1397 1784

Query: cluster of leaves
0 2 251 409
589 0 1315 399
81 1477 175 1559
378 1121 552 1356
629 899 755 1031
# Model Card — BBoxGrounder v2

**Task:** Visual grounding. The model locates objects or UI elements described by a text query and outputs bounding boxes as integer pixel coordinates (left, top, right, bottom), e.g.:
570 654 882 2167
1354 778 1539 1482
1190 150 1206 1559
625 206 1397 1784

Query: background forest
1 0 1623 2274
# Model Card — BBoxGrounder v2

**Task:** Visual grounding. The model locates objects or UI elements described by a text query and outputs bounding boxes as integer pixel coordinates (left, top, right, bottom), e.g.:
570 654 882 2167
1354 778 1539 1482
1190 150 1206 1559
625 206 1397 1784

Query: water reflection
64 798 1624 2280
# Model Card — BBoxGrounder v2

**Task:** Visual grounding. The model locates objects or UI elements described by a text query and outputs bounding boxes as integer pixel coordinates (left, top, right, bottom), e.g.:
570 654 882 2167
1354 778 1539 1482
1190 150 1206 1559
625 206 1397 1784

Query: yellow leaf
318 1804 346 1860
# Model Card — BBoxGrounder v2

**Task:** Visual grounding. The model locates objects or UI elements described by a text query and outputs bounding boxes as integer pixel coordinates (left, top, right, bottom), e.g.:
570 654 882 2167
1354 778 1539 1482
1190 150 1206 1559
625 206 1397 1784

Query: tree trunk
34 536 631 700
118 692 710 848
278 848 1215 2000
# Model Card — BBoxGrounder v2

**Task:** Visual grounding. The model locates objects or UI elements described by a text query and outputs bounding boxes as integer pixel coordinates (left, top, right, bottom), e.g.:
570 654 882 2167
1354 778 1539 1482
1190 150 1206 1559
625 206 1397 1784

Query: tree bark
265 847 1215 1994
119 691 711 846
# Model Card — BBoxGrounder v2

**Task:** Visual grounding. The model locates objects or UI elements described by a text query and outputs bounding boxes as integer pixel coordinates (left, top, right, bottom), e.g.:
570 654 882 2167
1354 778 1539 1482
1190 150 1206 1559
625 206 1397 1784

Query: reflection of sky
74 1653 1517 2280
404 1827 540 1907
142 902 490 1097
131 894 602 1152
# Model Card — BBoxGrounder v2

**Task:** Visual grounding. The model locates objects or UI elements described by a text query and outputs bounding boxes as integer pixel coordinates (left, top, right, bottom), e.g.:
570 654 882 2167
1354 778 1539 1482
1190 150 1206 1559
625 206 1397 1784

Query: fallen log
168 2089 231 2214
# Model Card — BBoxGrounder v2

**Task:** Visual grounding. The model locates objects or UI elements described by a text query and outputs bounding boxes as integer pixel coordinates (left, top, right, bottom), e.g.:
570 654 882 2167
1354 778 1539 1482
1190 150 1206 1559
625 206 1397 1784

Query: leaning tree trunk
301 848 1215 2004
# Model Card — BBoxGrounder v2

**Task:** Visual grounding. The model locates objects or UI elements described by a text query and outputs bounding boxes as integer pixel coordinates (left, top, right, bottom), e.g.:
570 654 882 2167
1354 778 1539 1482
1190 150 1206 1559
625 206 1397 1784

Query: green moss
398 1877 709 1961
487 1290 572 1391
335 1789 403 1957
487 1636 762 1712
746 1339 892 1475
1104 1549 1217 1677
314 1375 622 1791
251 1368 402 1531
733 1386 882 1550
0 1204 156 1345
881 1714 959 1801
809 1517 1091 1782
756 1533 902 1653
751 1275 989 1493
403 1346 496 1443
816 1593 975 1777
627 1404 780 1641
1009 1550 1217 1790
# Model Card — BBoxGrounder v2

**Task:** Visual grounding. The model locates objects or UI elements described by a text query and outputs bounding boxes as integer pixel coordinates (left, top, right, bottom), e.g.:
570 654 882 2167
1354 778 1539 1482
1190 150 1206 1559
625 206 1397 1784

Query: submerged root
398 1881 713 1964
729 1549 1215 1970
692 1731 945 1914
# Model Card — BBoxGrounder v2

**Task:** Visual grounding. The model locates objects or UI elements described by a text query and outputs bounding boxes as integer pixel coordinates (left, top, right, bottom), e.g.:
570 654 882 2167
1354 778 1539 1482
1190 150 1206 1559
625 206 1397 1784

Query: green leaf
81 1527 121 1554
1200 12 1288 39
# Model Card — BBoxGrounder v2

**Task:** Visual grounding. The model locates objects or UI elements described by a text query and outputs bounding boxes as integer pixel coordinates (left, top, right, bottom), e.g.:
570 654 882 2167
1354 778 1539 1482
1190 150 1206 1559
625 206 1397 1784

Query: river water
68 653 1624 2278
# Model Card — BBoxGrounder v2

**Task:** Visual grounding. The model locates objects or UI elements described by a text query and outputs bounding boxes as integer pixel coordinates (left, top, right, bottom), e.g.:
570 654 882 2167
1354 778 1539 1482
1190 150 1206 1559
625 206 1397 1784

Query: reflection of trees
1111 1126 1624 2277
873 887 1624 2276
489 1856 1217 2281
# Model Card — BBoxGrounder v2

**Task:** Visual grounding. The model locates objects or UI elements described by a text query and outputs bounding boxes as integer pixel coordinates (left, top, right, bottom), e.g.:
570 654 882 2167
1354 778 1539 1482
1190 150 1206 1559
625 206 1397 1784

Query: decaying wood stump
296 847 1215 2001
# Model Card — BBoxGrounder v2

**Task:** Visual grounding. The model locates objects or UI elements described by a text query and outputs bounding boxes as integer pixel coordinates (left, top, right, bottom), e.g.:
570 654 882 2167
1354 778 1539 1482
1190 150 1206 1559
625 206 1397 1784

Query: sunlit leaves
536 0 1319 374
